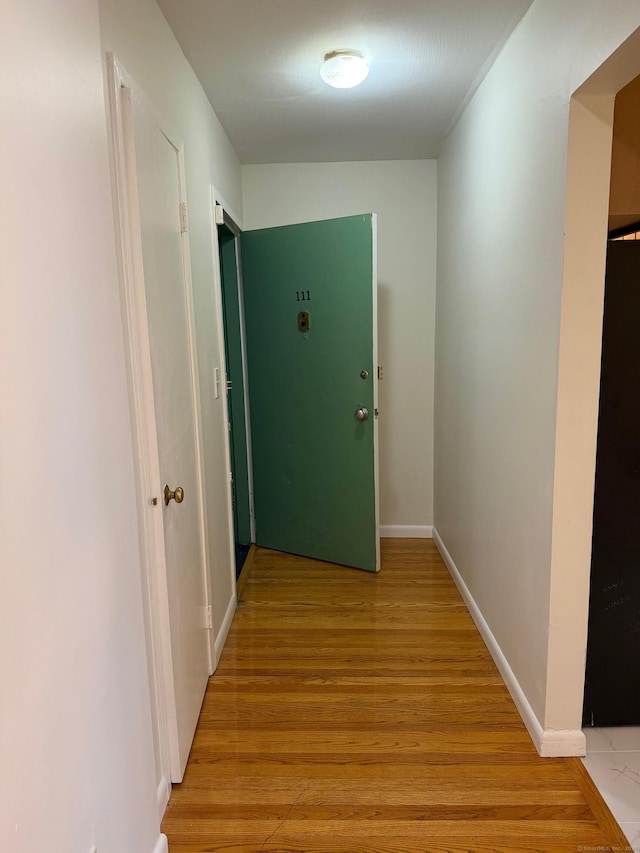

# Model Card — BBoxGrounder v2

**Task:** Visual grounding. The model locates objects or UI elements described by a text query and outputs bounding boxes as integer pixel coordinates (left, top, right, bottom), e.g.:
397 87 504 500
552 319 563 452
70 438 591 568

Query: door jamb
207 188 244 655
211 195 257 545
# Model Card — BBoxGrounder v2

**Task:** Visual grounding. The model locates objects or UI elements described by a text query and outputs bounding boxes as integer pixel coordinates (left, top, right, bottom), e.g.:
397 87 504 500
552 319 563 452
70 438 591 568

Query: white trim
153 835 169 853
538 728 586 757
213 590 238 670
371 213 381 572
380 525 433 539
213 189 244 234
210 186 244 601
433 527 586 758
174 145 216 676
213 195 257 544
156 777 170 819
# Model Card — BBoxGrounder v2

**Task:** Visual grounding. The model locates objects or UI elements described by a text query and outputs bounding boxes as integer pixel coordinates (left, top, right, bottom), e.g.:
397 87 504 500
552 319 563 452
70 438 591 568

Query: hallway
161 540 627 852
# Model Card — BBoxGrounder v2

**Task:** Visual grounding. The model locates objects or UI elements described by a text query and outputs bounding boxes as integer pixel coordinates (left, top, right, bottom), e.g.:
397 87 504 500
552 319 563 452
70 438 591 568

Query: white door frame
206 187 245 664
211 195 257 545
104 53 215 804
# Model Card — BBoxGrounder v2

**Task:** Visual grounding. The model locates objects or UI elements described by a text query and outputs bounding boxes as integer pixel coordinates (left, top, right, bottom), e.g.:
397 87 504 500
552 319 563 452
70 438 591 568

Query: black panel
583 241 640 727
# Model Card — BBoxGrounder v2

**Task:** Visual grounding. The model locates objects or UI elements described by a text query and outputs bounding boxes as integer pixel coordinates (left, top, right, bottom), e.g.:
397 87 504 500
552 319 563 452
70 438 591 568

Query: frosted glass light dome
320 50 369 89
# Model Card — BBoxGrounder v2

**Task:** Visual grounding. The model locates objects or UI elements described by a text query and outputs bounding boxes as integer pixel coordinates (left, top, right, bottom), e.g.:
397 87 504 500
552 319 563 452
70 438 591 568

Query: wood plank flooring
162 540 626 852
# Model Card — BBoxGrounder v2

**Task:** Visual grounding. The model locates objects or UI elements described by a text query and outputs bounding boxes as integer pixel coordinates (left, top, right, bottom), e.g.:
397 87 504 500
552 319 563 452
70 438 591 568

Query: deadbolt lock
360 370 369 380
298 311 310 332
164 484 184 505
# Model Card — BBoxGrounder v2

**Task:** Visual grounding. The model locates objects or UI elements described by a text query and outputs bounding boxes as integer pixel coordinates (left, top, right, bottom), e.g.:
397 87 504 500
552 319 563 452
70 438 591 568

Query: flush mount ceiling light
320 50 369 89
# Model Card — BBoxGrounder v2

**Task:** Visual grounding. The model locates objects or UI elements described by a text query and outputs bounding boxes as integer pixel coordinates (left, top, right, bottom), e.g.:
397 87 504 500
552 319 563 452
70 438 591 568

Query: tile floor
582 727 640 849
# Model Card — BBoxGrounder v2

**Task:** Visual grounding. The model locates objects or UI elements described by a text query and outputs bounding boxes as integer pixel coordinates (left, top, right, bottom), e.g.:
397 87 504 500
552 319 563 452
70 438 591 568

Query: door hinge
226 379 233 391
179 202 188 233
205 604 213 630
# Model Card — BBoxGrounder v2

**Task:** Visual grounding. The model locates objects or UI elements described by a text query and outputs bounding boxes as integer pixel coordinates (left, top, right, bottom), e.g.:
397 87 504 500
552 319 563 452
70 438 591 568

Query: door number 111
296 291 311 302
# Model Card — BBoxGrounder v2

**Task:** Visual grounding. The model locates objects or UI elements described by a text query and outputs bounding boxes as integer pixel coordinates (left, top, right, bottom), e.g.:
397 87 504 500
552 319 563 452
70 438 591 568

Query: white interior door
128 93 211 781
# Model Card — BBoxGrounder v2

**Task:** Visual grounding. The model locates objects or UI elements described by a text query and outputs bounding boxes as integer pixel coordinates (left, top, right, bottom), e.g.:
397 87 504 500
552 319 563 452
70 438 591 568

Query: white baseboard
380 525 433 538
153 834 168 853
213 591 237 671
432 527 585 758
156 776 170 820
539 727 586 757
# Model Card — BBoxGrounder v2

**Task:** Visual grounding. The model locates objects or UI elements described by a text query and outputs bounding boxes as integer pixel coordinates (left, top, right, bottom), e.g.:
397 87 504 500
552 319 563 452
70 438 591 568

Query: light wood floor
162 540 626 852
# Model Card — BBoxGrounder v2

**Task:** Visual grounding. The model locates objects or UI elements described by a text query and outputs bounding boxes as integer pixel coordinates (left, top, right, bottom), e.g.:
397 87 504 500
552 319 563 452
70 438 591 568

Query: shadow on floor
234 542 250 580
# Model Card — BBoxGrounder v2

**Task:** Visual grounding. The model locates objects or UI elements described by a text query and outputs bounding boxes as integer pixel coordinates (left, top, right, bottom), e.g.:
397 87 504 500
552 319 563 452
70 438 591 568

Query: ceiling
156 0 534 164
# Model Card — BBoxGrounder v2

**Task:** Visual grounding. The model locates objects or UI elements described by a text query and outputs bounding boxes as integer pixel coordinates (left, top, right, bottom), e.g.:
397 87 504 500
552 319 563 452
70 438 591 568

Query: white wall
98 0 243 637
1 0 247 847
435 0 640 752
242 161 437 534
0 0 160 850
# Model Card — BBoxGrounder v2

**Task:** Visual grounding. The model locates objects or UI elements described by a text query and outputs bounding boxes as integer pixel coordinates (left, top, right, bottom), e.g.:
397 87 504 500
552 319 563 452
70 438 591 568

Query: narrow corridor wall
435 0 640 750
1 0 161 849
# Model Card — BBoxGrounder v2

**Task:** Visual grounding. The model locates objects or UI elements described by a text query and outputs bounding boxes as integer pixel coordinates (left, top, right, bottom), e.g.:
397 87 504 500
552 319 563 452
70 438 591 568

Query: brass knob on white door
164 484 184 505
354 407 369 421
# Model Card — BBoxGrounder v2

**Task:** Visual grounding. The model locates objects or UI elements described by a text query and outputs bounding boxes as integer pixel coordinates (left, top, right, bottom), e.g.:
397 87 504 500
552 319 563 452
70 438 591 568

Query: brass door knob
164 484 184 505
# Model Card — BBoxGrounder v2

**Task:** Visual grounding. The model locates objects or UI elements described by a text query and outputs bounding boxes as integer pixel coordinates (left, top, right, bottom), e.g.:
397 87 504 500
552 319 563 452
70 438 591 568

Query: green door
241 214 379 572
